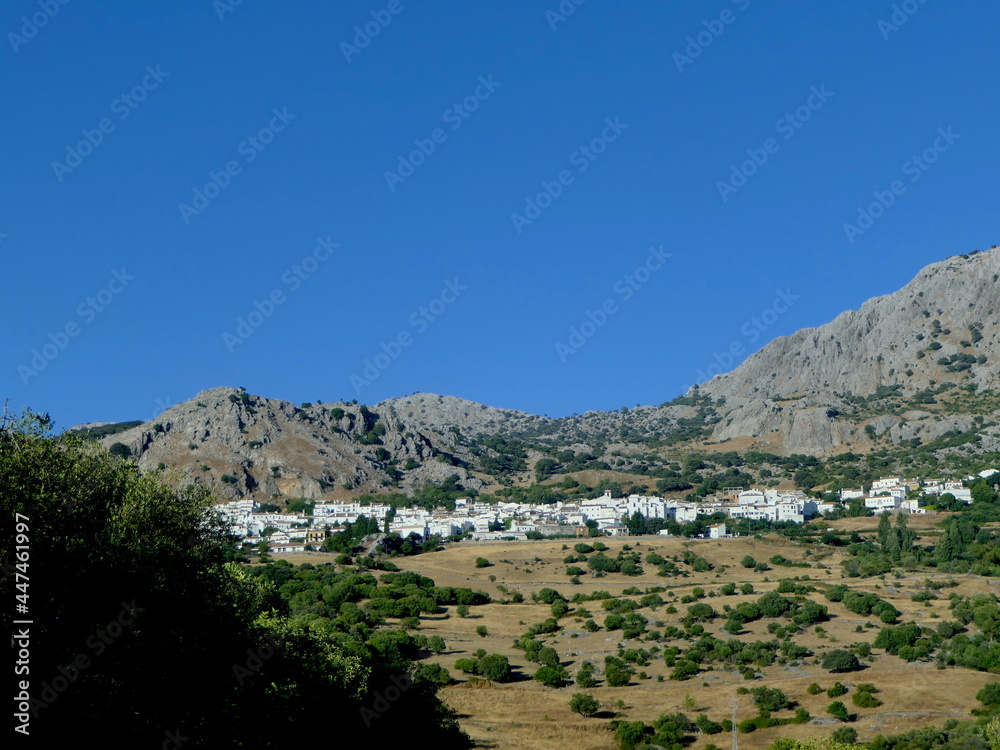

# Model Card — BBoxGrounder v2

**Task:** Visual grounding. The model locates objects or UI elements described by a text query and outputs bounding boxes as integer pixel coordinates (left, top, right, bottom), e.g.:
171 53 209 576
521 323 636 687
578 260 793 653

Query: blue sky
2 1 998 429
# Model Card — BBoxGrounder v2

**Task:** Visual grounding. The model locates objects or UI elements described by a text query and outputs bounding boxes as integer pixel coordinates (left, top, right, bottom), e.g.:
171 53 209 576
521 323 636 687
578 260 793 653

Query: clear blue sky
3 1 998 429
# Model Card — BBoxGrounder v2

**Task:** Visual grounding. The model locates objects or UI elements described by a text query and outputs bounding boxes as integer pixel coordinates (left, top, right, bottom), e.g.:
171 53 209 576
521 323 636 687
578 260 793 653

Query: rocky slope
97 387 489 501
86 249 1000 500
695 249 1000 453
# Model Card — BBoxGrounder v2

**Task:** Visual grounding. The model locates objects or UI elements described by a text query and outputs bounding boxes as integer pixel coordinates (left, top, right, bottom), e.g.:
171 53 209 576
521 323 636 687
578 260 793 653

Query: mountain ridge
81 247 1000 500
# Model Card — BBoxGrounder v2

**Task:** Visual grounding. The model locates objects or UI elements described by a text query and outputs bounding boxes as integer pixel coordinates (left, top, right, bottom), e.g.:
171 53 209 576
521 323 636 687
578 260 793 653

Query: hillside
95 386 489 501
695 249 1000 454
75 249 1000 503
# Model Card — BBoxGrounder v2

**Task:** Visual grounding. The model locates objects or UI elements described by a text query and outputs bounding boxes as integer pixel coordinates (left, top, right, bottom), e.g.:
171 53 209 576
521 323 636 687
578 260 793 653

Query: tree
0 411 472 747
606 660 635 686
750 686 791 712
455 658 478 674
475 557 491 568
456 604 470 618
822 649 862 673
475 625 488 637
537 646 560 666
615 721 648 749
534 664 569 687
741 555 757 568
827 701 851 721
535 458 559 480
979 683 1000 711
831 727 859 744
415 663 453 686
877 512 893 549
477 654 511 682
576 662 598 688
652 712 696 748
109 441 131 458
569 693 601 717
973 481 999 504
852 691 881 708
257 539 272 563
428 636 446 654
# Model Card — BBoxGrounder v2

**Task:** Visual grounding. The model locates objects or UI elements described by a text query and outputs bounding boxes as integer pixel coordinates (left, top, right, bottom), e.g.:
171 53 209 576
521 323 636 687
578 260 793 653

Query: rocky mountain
95 387 493 501
694 248 1000 454
83 248 1000 501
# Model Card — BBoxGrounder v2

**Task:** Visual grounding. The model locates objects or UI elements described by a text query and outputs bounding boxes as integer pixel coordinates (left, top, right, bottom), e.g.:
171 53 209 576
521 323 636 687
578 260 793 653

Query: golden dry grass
371 536 998 750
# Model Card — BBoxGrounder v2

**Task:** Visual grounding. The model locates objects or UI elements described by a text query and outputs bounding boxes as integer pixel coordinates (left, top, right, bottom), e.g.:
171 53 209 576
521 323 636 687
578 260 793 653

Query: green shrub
534 664 569 687
827 682 847 697
569 693 601 717
827 701 851 721
852 691 881 708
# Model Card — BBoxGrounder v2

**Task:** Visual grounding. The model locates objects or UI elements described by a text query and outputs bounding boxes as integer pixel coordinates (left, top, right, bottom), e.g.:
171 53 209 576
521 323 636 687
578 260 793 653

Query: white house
865 495 900 512
708 523 726 539
872 477 902 491
601 522 630 536
950 488 973 503
392 522 428 539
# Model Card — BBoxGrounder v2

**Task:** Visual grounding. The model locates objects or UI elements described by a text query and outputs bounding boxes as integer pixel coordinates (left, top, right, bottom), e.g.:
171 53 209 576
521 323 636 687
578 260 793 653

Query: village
215 470 996 555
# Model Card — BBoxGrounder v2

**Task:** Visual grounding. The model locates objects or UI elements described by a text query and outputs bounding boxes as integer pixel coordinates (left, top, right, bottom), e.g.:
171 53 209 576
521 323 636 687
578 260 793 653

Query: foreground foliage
0 412 470 747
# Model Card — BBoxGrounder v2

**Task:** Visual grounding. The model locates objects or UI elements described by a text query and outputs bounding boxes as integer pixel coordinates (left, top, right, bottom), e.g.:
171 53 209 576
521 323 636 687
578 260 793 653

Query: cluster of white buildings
205 469 1000 553
212 470 998 552
837 474 993 513
213 485 844 551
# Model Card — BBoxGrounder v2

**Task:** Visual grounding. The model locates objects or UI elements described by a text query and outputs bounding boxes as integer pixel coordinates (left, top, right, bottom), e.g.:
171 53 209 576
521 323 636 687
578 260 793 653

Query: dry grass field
272 516 995 750
357 525 996 750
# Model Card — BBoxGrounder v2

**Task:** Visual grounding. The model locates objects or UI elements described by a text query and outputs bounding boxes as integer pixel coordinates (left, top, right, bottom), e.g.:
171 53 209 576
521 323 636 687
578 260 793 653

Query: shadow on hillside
505 670 534 684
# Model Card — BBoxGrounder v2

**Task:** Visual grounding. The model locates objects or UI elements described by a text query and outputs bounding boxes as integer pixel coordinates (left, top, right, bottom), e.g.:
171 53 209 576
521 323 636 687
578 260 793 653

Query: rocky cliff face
379 393 699 445
98 387 488 501
91 249 1000 493
696 249 1000 453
